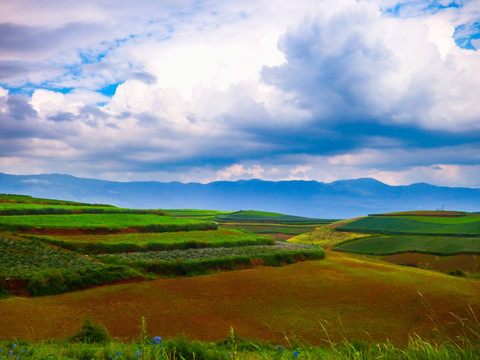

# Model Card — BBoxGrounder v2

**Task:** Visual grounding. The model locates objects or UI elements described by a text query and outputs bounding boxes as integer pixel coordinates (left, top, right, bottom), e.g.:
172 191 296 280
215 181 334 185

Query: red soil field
1 251 479 345
381 253 480 273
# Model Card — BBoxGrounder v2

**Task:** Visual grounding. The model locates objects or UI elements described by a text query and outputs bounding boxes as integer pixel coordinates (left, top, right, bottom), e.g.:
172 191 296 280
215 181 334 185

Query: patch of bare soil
381 253 480 273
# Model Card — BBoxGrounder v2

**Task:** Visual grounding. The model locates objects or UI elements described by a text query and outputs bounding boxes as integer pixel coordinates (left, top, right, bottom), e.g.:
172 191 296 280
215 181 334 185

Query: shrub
26 265 141 297
0 274 7 297
69 318 111 344
448 269 466 277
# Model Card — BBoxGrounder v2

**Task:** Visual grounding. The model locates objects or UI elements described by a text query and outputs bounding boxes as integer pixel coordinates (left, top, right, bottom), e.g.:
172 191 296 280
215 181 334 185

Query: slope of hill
1 173 480 218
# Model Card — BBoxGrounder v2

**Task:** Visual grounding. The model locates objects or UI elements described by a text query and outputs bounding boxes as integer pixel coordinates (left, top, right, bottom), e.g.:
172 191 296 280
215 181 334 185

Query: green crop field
38 228 275 253
0 194 103 206
337 215 480 235
98 242 322 263
334 234 480 255
0 236 103 278
215 210 334 224
221 223 319 235
0 213 213 230
0 202 167 215
397 214 480 224
164 209 231 219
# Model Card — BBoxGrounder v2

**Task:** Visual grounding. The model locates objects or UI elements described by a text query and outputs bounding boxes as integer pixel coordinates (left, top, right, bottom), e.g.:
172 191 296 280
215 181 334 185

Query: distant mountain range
0 172 479 218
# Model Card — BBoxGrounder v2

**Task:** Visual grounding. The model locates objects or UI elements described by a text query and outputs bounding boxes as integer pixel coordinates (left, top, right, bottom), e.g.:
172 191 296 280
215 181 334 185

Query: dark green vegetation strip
338 215 480 236
0 214 216 232
334 235 480 255
97 242 324 276
33 229 275 254
215 210 335 224
0 193 108 206
25 265 141 297
0 202 167 215
222 224 318 235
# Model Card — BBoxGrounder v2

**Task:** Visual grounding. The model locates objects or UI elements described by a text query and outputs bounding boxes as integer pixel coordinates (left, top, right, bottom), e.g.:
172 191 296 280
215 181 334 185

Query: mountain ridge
0 172 479 218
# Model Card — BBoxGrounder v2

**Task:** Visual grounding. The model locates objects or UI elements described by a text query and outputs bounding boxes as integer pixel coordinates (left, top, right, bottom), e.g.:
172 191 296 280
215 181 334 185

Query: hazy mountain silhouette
0 173 479 218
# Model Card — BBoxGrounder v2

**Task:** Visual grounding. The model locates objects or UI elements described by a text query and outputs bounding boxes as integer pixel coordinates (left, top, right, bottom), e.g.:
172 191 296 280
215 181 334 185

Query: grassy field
288 218 368 248
37 229 276 253
337 215 480 235
334 234 480 255
1 251 479 346
0 214 202 228
0 214 216 233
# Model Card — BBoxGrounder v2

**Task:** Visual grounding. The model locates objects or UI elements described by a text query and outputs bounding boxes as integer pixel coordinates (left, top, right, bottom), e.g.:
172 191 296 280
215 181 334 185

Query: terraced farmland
337 214 480 235
0 236 103 278
0 194 324 297
37 228 275 253
0 214 216 235
334 234 480 255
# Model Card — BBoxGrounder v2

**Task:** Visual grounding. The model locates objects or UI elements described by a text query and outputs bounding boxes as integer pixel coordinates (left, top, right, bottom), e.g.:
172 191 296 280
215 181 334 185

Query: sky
1 0 480 187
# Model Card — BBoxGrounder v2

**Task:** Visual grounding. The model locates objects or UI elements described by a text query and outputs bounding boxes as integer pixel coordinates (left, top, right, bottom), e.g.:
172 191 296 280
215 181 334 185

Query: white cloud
216 164 265 181
1 0 480 188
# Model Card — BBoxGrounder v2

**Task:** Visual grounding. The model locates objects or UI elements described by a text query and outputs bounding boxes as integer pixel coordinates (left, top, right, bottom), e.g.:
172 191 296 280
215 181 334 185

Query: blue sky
1 0 480 186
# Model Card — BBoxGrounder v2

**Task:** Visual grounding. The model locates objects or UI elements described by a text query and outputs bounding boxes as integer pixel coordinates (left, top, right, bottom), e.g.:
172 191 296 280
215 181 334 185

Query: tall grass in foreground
1 312 479 360
1 334 479 359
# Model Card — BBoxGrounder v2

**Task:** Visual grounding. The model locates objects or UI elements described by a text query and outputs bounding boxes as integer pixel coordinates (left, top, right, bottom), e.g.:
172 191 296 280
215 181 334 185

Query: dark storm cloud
5 95 37 121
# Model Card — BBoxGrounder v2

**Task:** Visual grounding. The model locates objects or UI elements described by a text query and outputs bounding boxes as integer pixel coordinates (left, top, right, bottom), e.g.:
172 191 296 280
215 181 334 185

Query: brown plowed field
381 253 480 273
1 251 479 345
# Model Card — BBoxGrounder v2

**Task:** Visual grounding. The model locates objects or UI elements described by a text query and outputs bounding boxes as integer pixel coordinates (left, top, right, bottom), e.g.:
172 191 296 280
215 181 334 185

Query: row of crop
33 235 276 254
0 236 141 296
215 211 333 225
337 216 480 236
222 224 318 235
25 265 141 297
97 243 324 276
0 204 167 216
0 236 104 278
0 221 218 234
0 213 208 228
0 193 109 206
97 242 321 262
333 234 480 256
112 250 324 277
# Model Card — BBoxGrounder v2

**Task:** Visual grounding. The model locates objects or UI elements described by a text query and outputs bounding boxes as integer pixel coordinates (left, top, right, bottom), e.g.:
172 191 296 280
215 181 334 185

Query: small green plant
0 274 7 298
69 318 111 344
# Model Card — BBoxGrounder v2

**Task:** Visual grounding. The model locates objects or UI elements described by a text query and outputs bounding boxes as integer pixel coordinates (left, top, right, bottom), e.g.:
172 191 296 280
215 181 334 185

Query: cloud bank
1 0 480 187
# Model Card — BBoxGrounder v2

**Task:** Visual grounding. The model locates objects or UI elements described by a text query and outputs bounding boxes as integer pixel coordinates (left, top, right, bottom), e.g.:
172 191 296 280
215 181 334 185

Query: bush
0 274 7 297
69 318 111 344
448 269 466 277
26 265 142 297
